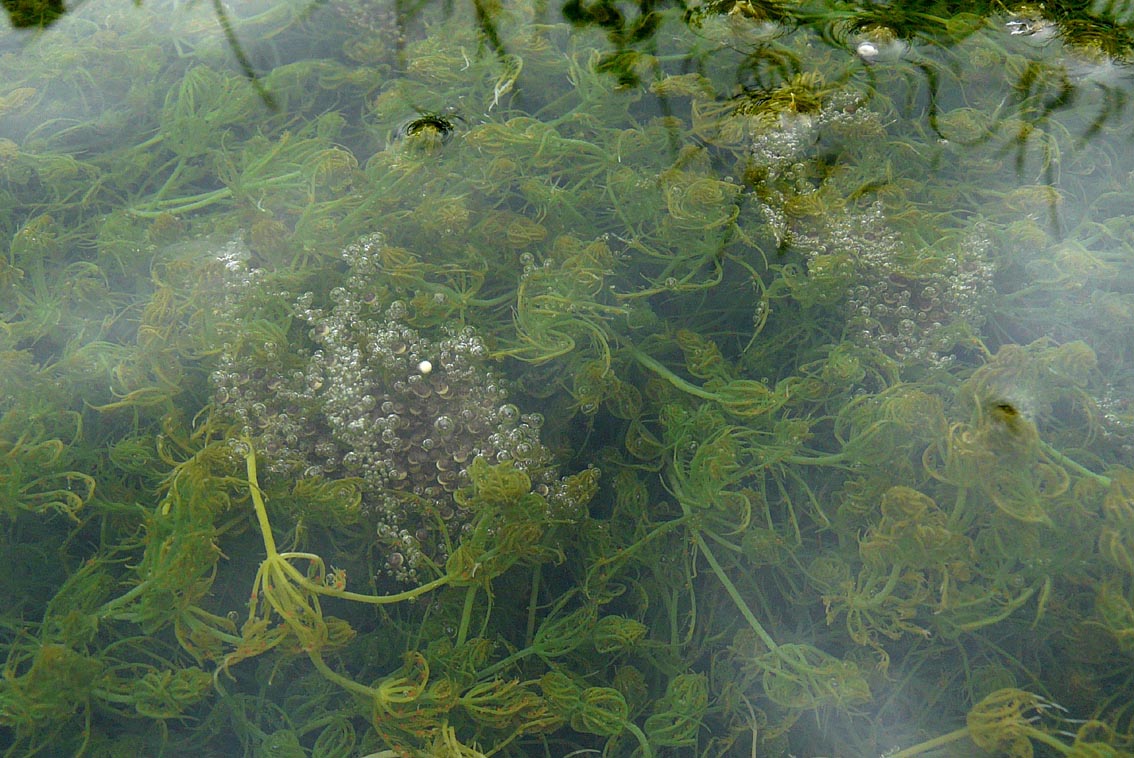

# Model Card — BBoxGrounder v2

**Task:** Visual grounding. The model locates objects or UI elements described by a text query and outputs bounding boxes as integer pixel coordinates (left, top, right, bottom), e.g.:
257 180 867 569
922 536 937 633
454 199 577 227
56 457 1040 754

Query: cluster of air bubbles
330 0 404 63
211 234 579 584
803 204 994 369
735 70 994 371
748 89 877 180
1097 383 1134 454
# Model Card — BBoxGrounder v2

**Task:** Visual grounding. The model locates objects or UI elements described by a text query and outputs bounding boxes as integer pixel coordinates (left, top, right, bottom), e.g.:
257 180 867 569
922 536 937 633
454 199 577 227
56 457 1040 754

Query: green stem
948 487 969 531
245 442 451 605
888 726 971 758
693 532 778 651
244 443 278 556
624 720 655 758
279 551 451 605
784 450 849 466
457 585 477 648
96 579 152 618
855 564 904 610
1028 725 1074 754
475 647 530 680
129 187 234 218
954 585 1037 633
308 649 383 700
628 346 721 403
525 565 541 648
130 170 303 217
1040 440 1110 488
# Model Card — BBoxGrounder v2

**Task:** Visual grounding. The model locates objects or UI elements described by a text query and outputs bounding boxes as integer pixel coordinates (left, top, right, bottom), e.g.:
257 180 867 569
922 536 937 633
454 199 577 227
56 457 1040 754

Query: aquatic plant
6 0 1134 755
210 234 588 583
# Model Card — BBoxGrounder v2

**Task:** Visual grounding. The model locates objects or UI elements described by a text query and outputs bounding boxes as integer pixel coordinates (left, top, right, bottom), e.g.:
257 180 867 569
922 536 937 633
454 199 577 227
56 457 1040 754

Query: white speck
417 360 433 375
856 42 879 61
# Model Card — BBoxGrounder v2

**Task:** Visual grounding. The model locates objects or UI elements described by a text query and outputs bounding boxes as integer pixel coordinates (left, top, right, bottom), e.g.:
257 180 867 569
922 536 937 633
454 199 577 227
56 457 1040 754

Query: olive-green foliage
6 0 1134 755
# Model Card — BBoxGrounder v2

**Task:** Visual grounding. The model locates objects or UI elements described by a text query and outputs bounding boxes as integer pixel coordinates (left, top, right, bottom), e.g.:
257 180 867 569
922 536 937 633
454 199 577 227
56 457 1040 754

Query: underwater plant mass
5 0 1134 754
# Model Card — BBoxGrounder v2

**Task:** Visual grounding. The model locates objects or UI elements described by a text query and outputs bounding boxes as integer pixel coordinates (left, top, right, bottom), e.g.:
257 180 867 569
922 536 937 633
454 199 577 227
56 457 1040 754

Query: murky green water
3 0 1134 755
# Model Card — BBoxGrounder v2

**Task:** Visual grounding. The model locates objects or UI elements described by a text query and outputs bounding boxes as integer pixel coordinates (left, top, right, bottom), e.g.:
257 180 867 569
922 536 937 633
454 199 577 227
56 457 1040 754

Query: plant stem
693 532 778 651
888 726 970 758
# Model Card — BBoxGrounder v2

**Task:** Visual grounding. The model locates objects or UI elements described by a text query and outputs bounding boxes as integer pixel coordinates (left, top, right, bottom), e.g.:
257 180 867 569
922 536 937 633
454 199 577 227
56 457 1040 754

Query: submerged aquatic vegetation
210 233 591 583
6 0 1134 755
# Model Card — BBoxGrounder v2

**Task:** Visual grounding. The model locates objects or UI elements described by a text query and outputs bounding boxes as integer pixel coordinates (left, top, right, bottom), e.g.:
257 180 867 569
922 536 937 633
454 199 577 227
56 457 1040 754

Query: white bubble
856 42 879 61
